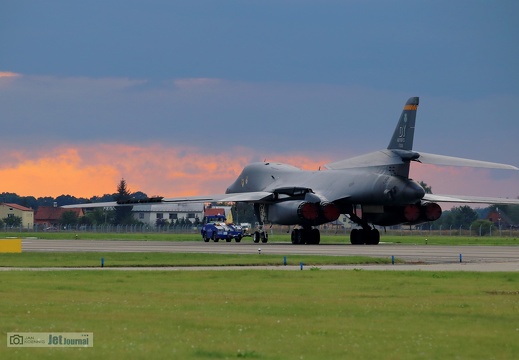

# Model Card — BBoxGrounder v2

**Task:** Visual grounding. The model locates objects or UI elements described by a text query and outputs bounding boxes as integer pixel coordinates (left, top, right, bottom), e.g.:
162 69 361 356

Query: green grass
381 235 519 246
0 252 394 268
2 231 518 245
1 271 518 359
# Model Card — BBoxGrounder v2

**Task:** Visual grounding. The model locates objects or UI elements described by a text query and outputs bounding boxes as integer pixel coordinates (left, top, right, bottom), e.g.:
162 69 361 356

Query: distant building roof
487 210 515 226
204 208 226 217
35 206 84 222
1 203 33 211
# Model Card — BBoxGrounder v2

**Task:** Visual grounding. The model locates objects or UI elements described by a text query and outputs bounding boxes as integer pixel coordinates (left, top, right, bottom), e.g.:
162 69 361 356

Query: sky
1 0 518 201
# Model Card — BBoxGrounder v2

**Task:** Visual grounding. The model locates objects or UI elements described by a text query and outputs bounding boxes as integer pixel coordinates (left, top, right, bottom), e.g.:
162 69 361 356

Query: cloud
410 164 518 200
1 72 518 168
0 148 119 198
1 141 516 205
0 143 331 198
0 71 20 78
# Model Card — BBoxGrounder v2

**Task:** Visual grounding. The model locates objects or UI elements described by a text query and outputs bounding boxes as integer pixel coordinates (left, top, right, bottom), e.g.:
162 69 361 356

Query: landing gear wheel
291 229 298 244
260 232 268 243
291 228 320 244
253 231 260 243
350 229 363 245
310 228 320 245
291 229 303 244
367 229 380 245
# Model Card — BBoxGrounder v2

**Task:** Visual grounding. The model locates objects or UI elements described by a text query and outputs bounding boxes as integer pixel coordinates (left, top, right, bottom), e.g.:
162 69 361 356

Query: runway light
283 256 287 266
101 257 104 267
391 255 395 265
258 248 261 255
459 254 463 263
300 262 304 270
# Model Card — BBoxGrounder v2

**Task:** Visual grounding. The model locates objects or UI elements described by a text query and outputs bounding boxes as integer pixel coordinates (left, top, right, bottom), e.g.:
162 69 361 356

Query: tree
113 179 134 225
449 206 478 229
84 208 113 225
3 215 22 227
59 211 79 226
471 219 493 236
418 181 432 194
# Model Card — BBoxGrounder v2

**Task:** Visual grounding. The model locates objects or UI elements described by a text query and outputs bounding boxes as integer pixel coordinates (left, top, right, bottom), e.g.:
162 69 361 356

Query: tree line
2 180 518 231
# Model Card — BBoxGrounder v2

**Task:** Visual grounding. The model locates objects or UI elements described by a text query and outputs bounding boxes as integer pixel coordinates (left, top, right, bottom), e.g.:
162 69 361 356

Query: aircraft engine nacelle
362 202 442 227
266 201 341 226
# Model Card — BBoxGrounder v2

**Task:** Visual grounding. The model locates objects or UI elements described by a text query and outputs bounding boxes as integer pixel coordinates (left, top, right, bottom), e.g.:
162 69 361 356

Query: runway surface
17 239 519 271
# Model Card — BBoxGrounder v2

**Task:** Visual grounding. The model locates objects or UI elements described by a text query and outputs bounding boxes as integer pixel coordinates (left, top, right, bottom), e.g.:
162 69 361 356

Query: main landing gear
291 227 320 245
350 228 380 245
348 211 380 245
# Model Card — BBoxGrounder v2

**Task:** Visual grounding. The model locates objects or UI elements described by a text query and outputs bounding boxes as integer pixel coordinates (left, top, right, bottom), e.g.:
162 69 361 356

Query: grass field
2 231 519 245
1 270 518 359
1 235 517 359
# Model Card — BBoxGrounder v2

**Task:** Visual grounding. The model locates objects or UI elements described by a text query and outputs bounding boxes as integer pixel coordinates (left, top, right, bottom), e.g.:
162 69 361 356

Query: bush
471 219 494 236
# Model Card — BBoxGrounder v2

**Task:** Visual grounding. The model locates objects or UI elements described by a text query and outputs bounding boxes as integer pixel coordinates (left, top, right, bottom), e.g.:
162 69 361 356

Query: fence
2 223 518 238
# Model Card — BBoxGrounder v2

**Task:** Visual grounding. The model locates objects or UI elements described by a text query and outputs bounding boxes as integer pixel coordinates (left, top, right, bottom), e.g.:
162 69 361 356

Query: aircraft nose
402 181 425 203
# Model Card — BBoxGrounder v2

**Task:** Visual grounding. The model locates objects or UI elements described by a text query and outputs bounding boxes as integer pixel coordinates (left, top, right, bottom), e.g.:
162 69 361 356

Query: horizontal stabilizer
424 194 519 205
416 152 519 170
325 150 519 171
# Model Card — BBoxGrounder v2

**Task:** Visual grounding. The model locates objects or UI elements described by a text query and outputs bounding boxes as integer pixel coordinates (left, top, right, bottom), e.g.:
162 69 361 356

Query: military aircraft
64 97 519 245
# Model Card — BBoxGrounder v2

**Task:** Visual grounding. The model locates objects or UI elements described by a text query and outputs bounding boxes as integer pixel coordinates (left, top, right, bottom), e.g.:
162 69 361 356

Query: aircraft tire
253 231 260 243
261 232 268 243
297 229 305 245
350 229 363 245
291 229 298 244
367 229 380 245
310 228 320 245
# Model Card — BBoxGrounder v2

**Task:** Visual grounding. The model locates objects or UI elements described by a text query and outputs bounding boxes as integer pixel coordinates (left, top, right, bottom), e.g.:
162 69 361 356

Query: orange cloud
0 71 20 78
0 144 332 198
2 143 516 202
410 164 519 199
0 148 119 198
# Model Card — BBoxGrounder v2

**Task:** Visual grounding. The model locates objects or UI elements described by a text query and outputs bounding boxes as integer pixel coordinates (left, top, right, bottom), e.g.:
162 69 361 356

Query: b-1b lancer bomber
65 97 519 245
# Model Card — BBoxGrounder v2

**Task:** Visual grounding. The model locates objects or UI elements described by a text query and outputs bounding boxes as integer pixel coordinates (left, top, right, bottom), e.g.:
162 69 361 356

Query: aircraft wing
61 191 275 209
61 201 118 209
161 191 274 203
325 150 519 171
423 194 519 205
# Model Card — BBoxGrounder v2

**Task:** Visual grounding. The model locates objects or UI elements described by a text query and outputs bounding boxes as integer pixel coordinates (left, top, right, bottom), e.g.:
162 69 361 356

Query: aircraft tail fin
387 97 419 151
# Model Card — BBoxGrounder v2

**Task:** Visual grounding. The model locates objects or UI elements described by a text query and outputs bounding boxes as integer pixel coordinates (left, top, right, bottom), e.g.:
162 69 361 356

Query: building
34 205 84 228
0 203 34 229
132 203 204 226
486 209 515 228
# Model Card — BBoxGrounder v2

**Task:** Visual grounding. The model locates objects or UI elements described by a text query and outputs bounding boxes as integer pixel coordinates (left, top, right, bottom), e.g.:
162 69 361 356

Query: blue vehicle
201 215 243 243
